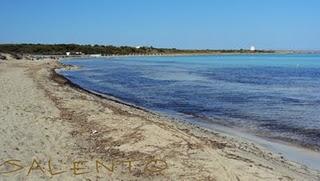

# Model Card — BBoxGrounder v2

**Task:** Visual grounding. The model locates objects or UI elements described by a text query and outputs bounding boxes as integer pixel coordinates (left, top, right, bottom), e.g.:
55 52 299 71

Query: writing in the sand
0 158 168 177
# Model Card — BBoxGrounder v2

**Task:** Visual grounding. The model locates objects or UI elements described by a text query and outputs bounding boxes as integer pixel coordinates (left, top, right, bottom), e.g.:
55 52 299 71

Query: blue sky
0 0 319 50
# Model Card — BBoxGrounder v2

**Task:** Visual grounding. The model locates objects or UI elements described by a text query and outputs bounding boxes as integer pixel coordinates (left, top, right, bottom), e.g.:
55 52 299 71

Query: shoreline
57 59 320 171
57 56 320 170
56 58 320 170
23 51 315 61
59 56 320 150
0 58 319 180
193 118 320 171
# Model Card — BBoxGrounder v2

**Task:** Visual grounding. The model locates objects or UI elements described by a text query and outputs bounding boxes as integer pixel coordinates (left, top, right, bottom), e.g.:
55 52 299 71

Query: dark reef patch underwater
59 54 320 151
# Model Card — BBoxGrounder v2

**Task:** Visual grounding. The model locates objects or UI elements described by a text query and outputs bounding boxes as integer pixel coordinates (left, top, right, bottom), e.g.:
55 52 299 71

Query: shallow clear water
60 54 320 150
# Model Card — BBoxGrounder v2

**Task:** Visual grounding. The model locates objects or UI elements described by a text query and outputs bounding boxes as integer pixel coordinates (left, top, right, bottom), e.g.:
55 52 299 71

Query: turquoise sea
59 54 320 151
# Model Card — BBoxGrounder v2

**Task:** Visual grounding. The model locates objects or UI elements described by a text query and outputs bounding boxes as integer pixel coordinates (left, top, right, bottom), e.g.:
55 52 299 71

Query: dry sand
0 58 319 180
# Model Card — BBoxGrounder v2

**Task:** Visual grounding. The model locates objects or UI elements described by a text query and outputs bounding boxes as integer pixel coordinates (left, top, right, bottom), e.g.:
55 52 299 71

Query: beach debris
91 129 98 135
0 54 6 60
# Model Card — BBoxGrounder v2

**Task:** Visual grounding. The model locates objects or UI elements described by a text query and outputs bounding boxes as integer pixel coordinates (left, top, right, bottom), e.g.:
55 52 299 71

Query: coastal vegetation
0 44 274 56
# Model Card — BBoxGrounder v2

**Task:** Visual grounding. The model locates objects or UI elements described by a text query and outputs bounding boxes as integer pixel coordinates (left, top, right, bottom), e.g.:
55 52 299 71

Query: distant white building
66 52 71 56
250 46 256 51
136 46 141 49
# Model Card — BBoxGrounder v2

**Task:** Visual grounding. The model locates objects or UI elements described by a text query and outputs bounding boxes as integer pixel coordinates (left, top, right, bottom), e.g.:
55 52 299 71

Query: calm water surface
59 54 320 151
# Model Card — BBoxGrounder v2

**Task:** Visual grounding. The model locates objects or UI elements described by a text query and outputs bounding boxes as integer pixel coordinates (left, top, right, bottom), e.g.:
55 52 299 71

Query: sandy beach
0 58 319 180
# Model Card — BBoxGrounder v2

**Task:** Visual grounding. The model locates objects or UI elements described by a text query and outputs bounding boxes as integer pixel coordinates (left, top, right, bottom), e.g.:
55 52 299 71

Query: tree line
0 44 274 55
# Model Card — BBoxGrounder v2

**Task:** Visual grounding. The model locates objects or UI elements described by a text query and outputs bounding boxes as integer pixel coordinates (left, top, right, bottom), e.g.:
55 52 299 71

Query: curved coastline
56 58 320 171
54 67 151 113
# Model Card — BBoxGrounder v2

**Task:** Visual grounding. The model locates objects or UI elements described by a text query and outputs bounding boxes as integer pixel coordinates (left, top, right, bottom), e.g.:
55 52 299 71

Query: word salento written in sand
0 158 168 178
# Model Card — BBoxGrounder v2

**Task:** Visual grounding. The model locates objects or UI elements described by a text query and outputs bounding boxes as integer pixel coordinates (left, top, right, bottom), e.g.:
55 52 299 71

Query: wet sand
0 58 319 180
